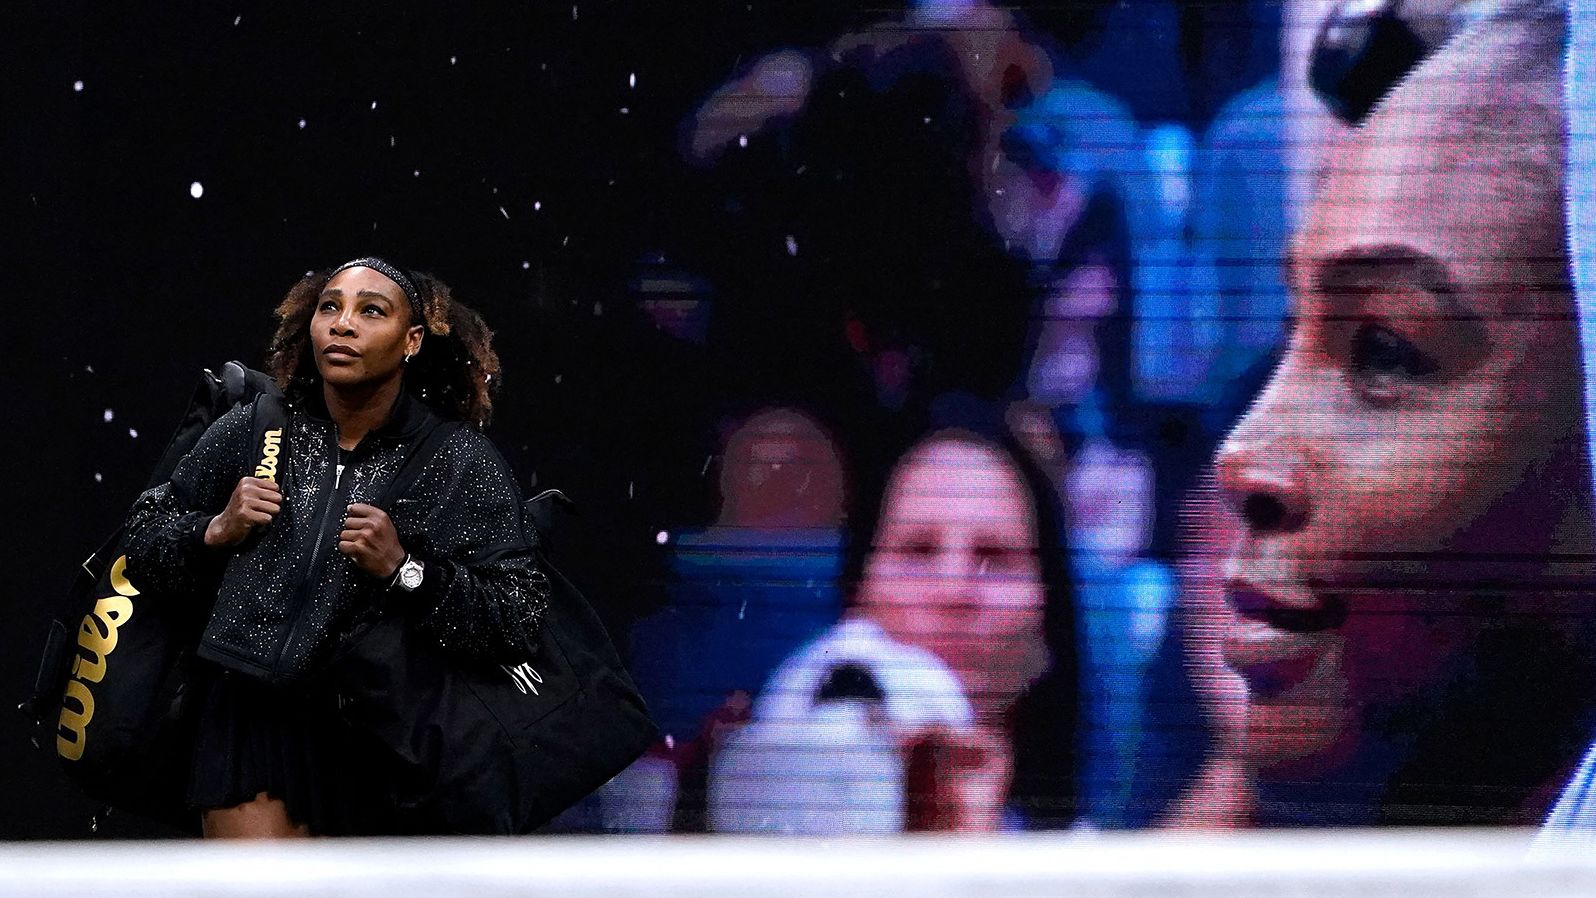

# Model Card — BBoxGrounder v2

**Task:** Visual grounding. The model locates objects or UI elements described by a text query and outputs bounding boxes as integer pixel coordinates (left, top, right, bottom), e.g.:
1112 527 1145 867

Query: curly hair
265 268 502 428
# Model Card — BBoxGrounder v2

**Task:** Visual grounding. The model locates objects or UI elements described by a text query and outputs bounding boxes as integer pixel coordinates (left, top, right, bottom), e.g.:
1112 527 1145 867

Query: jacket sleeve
121 402 251 598
404 429 550 663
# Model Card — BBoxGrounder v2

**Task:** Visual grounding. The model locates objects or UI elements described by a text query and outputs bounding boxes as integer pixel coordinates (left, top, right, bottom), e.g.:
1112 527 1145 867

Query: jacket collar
296 383 441 441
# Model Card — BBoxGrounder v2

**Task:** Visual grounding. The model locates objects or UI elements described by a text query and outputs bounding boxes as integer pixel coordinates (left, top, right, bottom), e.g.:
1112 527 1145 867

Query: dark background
7 1 1277 839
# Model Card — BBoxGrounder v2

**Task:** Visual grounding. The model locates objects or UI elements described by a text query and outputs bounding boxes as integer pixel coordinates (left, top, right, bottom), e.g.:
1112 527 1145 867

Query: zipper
273 422 347 677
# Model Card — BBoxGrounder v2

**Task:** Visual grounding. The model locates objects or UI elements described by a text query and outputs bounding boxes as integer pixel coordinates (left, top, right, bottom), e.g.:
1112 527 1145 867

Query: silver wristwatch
391 553 425 592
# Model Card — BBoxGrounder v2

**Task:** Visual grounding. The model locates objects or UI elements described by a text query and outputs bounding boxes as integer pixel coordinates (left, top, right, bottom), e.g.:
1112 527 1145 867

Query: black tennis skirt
186 660 408 835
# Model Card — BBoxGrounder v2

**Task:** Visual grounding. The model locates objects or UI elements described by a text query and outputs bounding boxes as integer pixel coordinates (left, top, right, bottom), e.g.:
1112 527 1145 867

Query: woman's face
857 436 1049 718
310 266 423 391
1213 72 1587 766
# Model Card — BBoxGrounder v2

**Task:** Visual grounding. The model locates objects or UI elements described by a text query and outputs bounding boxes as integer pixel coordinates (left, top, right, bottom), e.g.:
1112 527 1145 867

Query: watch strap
388 552 412 590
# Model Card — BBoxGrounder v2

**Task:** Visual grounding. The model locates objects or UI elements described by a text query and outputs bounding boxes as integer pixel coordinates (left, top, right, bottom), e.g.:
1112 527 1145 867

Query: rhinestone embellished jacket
122 388 551 685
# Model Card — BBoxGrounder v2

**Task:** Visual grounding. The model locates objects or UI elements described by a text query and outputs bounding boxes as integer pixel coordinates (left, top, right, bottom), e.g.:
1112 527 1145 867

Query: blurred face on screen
857 434 1049 719
1213 28 1589 768
1025 262 1117 406
718 407 846 529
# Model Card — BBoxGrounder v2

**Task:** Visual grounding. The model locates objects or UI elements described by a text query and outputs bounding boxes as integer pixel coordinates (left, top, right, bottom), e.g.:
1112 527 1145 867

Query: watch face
400 561 424 590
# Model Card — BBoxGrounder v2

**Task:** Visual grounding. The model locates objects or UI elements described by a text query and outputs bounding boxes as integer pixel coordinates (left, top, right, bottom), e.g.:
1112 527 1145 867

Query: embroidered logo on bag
502 662 543 696
57 555 138 761
254 428 283 481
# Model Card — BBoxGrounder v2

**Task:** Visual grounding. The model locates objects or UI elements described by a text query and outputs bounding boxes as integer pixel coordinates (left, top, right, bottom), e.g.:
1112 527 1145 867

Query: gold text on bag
57 556 138 761
254 428 283 482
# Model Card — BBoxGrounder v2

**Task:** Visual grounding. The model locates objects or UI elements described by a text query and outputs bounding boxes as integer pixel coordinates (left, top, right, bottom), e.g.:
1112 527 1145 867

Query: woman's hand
902 724 1013 832
339 503 407 581
204 476 282 548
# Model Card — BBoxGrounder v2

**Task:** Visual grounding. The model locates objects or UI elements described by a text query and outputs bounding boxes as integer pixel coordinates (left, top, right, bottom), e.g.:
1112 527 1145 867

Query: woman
122 258 549 837
708 426 1076 831
1186 1 1596 825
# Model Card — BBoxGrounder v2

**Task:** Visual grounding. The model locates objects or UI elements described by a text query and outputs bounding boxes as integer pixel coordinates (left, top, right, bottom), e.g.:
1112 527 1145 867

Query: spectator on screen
707 427 1077 831
622 407 849 830
1190 78 1293 386
1066 439 1177 827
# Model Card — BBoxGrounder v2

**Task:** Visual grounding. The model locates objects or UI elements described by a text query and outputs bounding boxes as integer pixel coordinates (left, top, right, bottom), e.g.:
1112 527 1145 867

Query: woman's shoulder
423 423 520 487
215 395 260 427
162 394 265 488
191 396 261 449
437 422 506 463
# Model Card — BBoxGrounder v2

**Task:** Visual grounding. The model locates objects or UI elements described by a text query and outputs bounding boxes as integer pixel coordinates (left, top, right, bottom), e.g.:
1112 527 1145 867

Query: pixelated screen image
8 0 1596 838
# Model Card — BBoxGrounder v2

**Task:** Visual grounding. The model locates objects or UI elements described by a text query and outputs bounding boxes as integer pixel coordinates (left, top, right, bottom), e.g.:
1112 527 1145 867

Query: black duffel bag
20 363 287 828
331 420 658 834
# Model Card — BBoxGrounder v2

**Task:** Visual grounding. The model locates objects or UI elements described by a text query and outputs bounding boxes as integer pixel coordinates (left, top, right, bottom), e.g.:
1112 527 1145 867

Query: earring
403 353 412 365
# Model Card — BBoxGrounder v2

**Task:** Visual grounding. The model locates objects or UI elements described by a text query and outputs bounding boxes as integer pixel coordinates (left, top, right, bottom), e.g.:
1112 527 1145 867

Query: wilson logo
58 555 138 762
502 662 544 696
254 428 283 481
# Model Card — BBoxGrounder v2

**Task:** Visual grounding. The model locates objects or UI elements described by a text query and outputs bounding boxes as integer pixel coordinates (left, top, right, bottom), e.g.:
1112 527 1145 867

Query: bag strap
523 488 578 550
376 417 464 509
248 387 290 485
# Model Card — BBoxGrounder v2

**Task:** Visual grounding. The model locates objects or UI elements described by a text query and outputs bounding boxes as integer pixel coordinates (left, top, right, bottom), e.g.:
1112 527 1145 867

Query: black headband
331 257 425 325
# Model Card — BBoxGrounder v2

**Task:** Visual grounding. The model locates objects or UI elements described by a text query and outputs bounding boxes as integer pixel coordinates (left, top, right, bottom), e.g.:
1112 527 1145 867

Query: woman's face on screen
857 435 1049 719
1212 57 1588 765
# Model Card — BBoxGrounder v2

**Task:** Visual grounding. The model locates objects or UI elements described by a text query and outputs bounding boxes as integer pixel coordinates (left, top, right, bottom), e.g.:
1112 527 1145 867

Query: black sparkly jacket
122 388 550 685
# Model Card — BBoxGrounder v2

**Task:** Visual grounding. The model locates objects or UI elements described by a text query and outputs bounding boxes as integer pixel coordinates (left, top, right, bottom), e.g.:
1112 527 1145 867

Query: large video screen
11 0 1593 837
